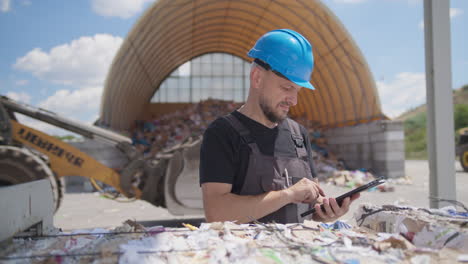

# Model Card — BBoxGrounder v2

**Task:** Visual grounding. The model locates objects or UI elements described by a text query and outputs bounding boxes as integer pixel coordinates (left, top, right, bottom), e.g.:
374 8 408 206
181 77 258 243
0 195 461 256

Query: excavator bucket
164 138 203 215
139 137 204 215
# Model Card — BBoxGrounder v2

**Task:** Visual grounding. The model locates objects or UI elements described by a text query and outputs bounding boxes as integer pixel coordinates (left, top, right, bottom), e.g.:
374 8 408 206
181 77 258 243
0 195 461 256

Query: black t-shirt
199 110 317 194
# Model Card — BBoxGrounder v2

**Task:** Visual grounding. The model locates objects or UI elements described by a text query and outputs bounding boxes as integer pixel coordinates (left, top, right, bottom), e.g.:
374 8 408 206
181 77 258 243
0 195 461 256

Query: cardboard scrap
373 235 415 252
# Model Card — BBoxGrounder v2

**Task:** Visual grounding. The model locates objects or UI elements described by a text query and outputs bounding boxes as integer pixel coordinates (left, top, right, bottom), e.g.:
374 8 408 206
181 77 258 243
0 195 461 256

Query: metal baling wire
7 218 385 262
443 232 460 247
356 205 413 226
356 208 386 227
429 197 468 212
0 249 210 261
13 229 168 239
355 204 468 249
355 204 467 249
428 199 468 248
13 225 329 240
2 224 333 261
0 244 327 261
250 219 338 264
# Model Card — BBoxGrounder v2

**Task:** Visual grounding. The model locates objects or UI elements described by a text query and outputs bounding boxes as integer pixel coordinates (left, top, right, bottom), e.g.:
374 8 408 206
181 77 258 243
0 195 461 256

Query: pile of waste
311 145 410 192
322 168 413 192
129 98 407 194
1 204 467 263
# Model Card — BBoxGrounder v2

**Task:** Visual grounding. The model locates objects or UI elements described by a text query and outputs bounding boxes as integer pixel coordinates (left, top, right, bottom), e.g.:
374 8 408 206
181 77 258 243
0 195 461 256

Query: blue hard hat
247 29 315 90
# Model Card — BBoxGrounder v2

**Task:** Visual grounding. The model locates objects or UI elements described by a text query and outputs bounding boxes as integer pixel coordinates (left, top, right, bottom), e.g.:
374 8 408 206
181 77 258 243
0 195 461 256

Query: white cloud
15 79 29 86
38 86 102 118
1 0 10 12
16 114 73 136
14 86 102 135
407 0 422 5
4 87 102 136
12 34 122 135
450 8 463 18
5 91 31 103
14 88 101 136
418 21 424 30
14 34 123 87
21 0 31 6
418 8 463 29
376 72 426 118
91 0 156 19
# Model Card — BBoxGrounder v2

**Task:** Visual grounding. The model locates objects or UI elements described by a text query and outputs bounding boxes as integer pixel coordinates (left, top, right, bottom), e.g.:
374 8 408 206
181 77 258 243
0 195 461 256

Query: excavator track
0 145 63 211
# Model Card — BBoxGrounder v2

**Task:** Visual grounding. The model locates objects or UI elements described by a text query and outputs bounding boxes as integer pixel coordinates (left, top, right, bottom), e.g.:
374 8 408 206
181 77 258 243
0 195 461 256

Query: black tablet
300 177 386 217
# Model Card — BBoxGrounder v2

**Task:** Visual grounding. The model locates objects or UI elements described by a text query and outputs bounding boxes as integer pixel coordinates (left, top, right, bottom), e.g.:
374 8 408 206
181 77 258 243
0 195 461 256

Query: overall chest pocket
261 156 312 192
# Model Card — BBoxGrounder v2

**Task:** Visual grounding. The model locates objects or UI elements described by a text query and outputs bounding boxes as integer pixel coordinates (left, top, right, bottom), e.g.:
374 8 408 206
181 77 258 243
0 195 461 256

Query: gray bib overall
224 114 314 224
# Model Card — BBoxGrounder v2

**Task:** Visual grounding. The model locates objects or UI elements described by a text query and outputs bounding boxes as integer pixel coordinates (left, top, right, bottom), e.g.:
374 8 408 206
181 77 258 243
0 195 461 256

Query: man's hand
283 178 325 204
312 193 360 222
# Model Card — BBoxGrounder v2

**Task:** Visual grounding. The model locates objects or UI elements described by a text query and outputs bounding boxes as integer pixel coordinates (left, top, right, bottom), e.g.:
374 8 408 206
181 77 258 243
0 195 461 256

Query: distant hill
397 84 468 159
397 84 468 121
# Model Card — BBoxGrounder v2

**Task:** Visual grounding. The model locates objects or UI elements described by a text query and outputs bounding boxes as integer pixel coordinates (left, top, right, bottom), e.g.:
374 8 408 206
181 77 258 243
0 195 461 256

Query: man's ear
250 66 263 90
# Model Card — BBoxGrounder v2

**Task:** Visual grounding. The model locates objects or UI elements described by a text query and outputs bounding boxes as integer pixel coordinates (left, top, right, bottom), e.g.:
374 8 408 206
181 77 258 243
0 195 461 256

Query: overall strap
223 114 260 153
286 118 308 158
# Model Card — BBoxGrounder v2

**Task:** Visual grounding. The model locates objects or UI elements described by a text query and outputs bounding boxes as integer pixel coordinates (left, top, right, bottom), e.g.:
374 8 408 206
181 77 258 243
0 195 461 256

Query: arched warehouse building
100 0 403 178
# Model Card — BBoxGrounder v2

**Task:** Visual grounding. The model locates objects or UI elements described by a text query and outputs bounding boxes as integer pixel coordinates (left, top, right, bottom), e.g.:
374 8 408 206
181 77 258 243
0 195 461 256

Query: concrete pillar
423 0 456 208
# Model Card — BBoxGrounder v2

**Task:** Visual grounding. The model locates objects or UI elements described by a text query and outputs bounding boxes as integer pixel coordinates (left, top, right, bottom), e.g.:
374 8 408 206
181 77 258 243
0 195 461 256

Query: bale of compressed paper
1 219 463 263
354 203 468 252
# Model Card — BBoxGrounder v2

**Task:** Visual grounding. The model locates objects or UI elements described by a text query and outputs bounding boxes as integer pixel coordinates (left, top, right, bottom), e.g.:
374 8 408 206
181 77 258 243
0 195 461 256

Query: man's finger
301 192 312 203
322 198 335 218
317 184 325 197
328 198 342 215
314 203 326 220
338 197 351 214
316 195 324 204
312 184 321 199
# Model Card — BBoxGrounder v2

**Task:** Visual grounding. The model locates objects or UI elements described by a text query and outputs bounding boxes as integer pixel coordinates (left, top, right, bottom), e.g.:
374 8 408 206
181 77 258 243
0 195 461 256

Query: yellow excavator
0 95 203 214
457 127 468 172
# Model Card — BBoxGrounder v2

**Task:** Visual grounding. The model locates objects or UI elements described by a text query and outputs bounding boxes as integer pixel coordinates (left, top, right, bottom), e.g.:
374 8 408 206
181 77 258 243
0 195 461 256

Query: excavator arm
10 120 141 198
0 96 145 209
0 95 203 214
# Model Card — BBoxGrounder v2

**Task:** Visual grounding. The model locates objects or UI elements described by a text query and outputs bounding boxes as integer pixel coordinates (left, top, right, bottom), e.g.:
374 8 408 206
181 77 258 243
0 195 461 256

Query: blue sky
0 0 466 134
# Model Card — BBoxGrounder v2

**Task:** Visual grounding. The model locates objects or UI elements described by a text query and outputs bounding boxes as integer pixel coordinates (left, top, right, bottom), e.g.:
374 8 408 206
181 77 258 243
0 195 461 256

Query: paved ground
54 160 468 231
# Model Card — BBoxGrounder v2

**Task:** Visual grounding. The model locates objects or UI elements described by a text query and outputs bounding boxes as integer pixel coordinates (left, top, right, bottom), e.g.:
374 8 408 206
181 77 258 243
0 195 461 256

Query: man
199 29 359 224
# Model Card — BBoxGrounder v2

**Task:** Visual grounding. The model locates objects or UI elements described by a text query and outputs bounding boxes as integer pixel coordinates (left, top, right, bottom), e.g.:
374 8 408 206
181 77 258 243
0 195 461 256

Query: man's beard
259 96 287 123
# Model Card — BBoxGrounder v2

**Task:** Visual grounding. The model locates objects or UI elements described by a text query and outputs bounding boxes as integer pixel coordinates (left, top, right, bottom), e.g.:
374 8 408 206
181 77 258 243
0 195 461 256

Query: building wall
325 120 405 178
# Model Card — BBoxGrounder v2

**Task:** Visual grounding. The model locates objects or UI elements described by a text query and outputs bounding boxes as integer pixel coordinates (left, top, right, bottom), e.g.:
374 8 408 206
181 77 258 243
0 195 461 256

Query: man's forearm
203 190 291 223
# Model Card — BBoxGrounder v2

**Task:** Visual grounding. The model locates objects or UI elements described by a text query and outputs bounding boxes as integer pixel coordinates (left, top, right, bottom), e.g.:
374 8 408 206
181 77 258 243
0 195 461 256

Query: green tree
403 84 468 159
454 104 468 131
404 112 427 159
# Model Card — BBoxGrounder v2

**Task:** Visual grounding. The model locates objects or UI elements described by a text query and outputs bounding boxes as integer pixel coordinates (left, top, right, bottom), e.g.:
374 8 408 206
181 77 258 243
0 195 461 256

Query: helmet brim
292 79 315 90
